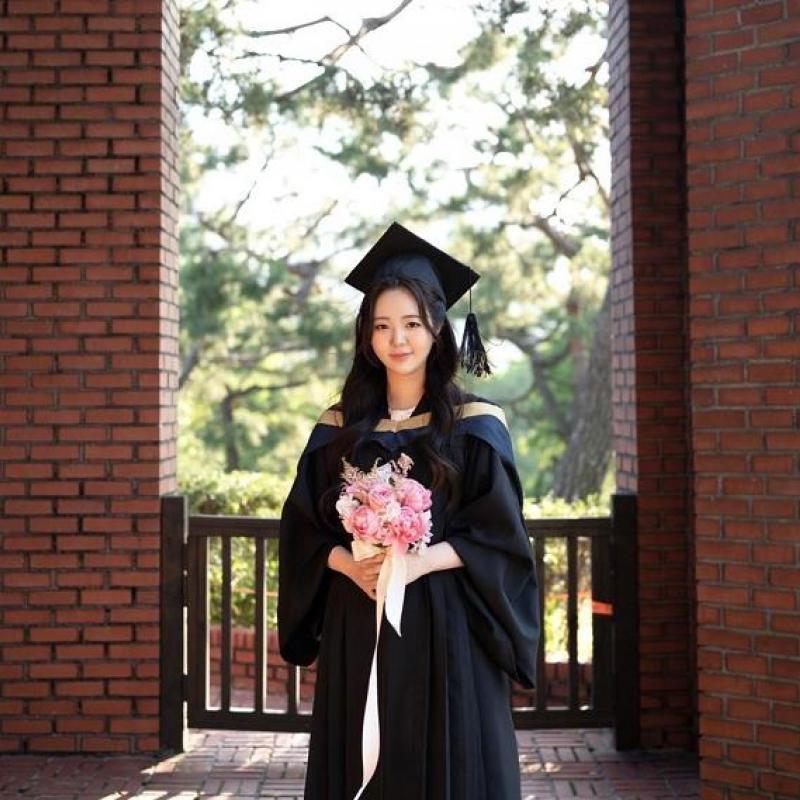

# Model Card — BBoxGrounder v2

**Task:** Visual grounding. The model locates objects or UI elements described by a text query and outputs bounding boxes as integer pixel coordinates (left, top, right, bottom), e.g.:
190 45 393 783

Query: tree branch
322 0 415 62
567 133 610 211
268 0 416 102
243 15 352 40
179 340 204 390
495 324 573 436
584 42 608 84
224 380 310 401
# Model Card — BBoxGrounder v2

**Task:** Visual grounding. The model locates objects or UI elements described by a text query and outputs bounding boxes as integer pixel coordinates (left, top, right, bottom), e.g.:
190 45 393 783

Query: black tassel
458 288 492 377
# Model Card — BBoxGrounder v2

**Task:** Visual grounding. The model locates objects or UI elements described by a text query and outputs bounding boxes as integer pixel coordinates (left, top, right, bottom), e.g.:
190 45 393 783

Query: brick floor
0 728 699 799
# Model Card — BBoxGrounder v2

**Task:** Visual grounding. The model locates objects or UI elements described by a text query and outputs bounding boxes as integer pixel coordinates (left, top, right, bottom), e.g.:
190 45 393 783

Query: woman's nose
391 327 407 345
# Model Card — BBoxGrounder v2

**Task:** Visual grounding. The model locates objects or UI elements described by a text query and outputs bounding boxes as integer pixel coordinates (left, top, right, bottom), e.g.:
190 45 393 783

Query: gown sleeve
445 430 541 689
277 442 342 667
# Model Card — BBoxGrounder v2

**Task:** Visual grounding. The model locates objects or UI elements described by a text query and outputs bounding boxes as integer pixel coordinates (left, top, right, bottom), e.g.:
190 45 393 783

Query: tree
178 0 611 500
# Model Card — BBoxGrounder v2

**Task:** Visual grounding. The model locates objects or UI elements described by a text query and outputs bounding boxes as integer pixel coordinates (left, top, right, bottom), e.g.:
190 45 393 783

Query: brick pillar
0 0 179 754
608 0 694 748
685 2 800 798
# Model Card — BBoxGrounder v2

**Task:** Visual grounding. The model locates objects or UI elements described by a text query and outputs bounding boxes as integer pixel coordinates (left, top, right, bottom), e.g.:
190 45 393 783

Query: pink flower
367 482 396 512
399 478 432 512
346 481 370 505
396 452 414 473
336 453 432 550
349 504 381 542
382 499 401 523
336 495 360 534
388 506 429 545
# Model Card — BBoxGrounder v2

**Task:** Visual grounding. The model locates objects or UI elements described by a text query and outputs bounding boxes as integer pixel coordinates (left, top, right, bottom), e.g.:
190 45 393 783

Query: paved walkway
0 728 699 799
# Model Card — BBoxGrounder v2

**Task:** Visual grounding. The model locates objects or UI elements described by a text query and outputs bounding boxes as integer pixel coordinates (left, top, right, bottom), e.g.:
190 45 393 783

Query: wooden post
612 492 640 749
160 494 186 753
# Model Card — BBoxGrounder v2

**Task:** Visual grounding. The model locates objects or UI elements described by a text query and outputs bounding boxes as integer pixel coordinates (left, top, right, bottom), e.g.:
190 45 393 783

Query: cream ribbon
350 539 407 800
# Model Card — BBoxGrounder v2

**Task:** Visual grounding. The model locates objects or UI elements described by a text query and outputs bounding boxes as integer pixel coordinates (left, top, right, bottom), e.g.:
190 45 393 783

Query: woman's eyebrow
373 314 421 320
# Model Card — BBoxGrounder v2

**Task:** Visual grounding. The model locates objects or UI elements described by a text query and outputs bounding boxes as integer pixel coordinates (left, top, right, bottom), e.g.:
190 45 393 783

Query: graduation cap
344 221 492 377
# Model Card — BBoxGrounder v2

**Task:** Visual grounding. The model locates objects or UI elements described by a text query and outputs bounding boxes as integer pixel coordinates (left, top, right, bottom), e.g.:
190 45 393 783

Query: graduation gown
277 392 540 800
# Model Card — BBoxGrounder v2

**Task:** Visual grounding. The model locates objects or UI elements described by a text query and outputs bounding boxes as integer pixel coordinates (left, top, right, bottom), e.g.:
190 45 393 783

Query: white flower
335 495 360 516
376 463 393 481
381 499 402 522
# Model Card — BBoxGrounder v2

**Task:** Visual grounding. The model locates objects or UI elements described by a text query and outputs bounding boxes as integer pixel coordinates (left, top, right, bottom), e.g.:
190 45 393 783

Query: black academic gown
277 393 540 800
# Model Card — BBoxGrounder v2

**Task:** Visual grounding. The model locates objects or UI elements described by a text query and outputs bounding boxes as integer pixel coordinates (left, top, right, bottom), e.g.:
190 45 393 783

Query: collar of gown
381 391 431 421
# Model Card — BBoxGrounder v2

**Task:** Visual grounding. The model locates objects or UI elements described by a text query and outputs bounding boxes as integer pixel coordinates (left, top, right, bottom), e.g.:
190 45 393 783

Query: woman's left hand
403 551 429 586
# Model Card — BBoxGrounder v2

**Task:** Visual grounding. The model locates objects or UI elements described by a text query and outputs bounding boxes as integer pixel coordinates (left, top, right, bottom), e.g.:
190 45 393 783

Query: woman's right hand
346 551 387 601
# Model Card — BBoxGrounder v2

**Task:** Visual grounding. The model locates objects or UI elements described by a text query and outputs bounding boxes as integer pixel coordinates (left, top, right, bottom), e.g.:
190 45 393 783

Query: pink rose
367 482 396 512
399 479 431 512
388 506 428 545
350 505 381 542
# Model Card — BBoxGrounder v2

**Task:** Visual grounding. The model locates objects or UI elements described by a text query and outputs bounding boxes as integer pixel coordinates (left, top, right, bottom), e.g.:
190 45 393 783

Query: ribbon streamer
351 540 407 800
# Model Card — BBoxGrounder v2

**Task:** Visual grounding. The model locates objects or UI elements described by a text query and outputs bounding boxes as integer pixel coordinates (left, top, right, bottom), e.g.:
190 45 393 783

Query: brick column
0 0 179 754
608 0 694 748
685 2 800 798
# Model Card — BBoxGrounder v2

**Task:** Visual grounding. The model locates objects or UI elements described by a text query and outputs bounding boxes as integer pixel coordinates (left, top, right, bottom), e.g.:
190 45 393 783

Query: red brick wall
685 2 800 798
608 0 695 749
208 626 593 712
0 0 179 754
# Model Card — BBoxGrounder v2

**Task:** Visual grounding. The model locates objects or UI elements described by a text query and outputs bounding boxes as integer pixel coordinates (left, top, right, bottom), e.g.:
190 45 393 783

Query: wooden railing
160 494 639 752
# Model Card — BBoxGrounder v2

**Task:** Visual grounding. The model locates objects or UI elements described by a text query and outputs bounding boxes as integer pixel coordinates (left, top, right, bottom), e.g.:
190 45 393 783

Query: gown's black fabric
277 392 540 800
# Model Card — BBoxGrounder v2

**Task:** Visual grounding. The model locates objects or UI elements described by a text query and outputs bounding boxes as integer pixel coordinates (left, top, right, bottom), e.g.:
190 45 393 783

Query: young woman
278 223 540 800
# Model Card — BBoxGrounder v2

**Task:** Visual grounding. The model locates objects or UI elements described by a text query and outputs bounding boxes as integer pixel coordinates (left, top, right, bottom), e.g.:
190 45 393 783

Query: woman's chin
384 359 422 376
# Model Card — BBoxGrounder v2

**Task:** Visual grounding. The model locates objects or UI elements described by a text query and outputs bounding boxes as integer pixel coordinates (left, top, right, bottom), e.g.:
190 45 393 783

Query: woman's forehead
373 287 421 316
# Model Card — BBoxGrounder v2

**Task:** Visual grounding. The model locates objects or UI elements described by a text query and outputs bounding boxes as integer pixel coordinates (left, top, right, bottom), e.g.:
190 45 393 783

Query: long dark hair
318 274 467 523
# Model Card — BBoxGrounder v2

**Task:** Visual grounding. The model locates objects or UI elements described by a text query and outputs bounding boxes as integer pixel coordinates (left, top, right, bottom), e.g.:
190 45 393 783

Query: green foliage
179 466 291 517
523 491 608 662
206 535 279 631
177 0 611 501
179 465 289 629
523 490 608 518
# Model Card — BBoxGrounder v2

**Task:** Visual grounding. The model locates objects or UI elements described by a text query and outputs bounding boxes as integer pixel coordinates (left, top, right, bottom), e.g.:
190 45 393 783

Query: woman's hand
345 551 387 601
403 551 429 586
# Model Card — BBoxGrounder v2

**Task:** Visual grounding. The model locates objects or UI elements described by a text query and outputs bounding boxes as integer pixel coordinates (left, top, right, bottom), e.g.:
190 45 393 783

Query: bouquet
336 451 433 560
335 452 433 800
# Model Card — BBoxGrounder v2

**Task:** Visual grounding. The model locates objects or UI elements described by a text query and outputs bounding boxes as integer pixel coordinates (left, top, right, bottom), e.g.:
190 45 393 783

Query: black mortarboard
345 221 492 377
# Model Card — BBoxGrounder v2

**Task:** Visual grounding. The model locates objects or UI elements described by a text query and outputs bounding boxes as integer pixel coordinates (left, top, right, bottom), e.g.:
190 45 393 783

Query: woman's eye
374 322 420 330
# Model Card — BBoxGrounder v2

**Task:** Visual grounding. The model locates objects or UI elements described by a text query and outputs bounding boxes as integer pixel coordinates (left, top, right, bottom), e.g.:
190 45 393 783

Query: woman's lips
390 353 411 359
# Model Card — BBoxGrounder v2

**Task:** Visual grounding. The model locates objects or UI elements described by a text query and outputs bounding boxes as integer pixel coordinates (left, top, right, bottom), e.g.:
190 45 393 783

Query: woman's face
370 287 436 380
